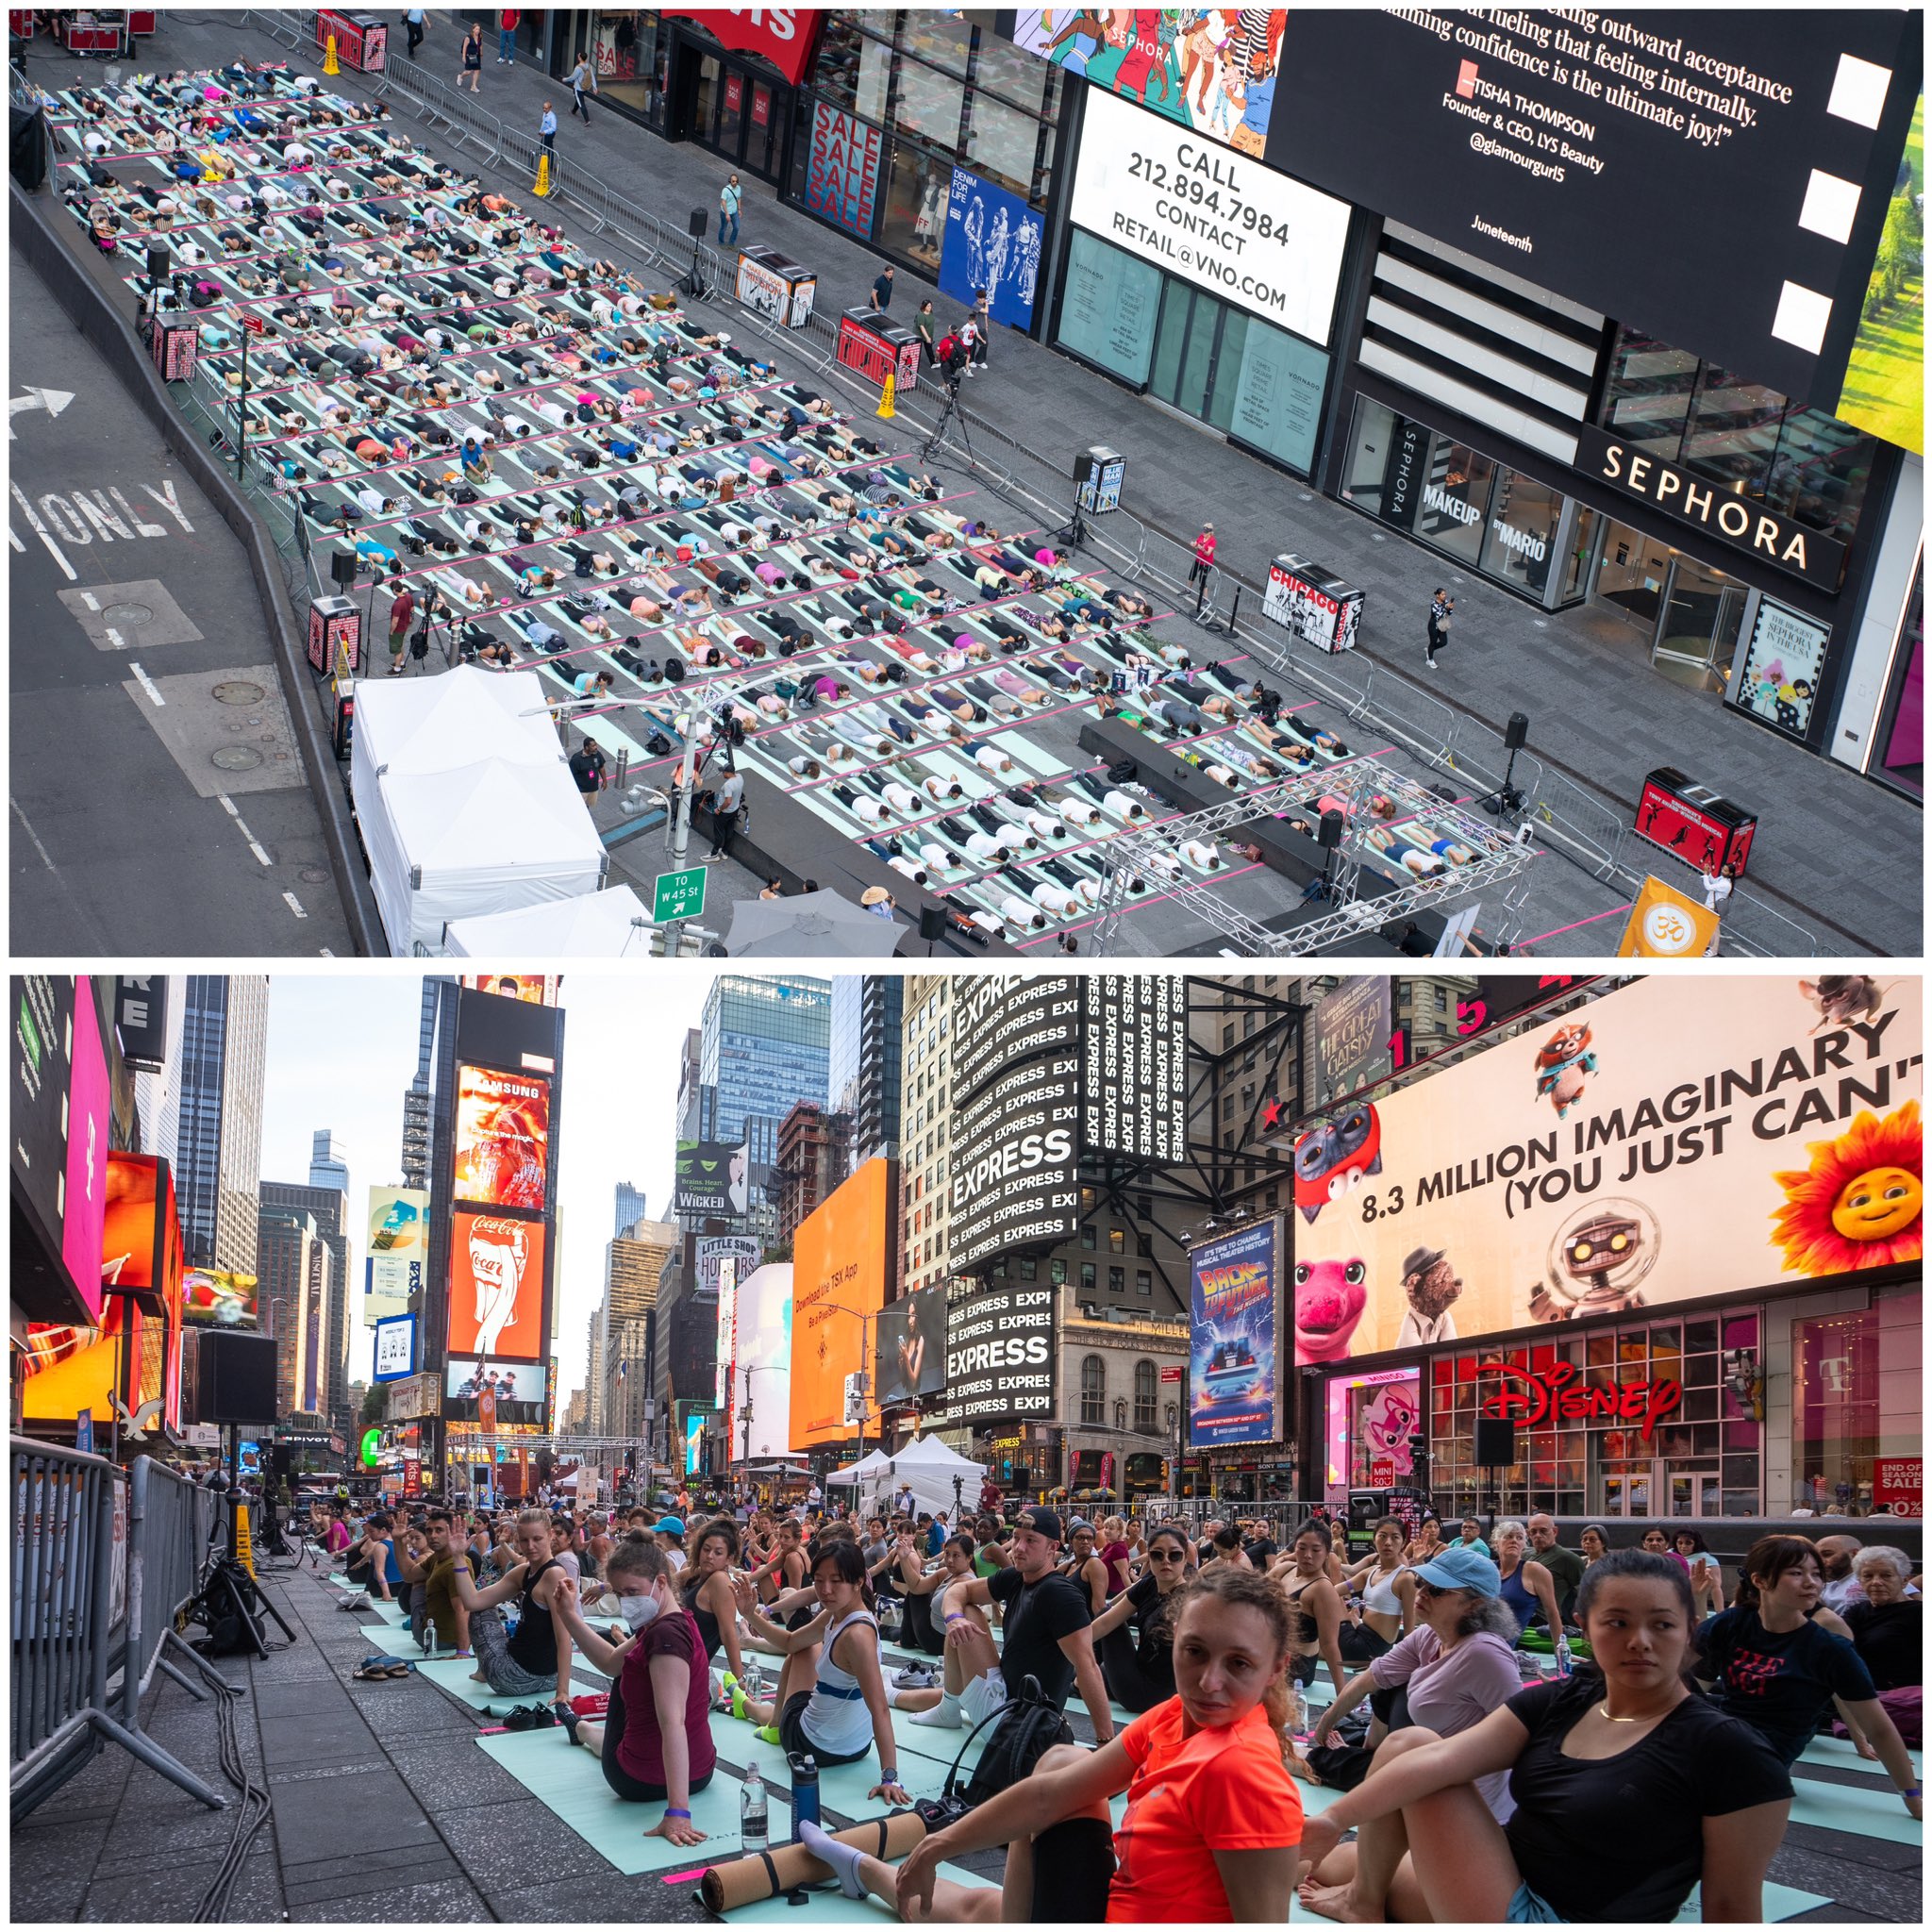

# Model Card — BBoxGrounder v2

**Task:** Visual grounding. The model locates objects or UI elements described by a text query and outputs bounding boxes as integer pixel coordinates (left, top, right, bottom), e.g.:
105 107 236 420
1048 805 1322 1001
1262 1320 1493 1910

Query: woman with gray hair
1302 1543 1525 1922
1842 1545 1920 1742
1492 1519 1564 1650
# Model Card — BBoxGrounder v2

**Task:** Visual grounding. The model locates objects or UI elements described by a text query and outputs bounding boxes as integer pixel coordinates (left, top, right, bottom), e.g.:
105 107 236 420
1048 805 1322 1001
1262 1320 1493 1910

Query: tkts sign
1480 1362 1683 1442
663 8 822 86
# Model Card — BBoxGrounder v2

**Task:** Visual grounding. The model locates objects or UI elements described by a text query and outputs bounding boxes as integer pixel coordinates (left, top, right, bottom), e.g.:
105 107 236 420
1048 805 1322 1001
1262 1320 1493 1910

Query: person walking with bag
1424 588 1453 670
718 173 741 246
568 52 596 120
457 22 483 92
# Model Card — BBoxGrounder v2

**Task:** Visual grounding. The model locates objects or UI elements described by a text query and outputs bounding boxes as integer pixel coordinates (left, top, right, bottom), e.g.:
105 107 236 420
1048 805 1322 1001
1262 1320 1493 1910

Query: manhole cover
102 602 155 627
213 680 268 706
299 867 331 885
212 746 264 771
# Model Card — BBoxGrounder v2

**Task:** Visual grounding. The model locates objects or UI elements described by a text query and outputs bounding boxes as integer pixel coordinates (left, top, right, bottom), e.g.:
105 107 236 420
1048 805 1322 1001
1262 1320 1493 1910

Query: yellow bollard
324 33 340 75
534 152 551 197
876 370 896 420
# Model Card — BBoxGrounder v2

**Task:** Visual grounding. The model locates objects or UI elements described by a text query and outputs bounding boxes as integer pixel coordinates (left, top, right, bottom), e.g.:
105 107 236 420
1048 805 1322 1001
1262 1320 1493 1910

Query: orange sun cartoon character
1771 1100 1922 1276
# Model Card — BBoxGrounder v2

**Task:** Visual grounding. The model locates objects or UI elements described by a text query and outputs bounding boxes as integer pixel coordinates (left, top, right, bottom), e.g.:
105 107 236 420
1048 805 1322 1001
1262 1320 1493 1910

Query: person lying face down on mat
791 1568 1305 1924
547 1538 715 1847
446 1507 575 1710
723 1535 943 1806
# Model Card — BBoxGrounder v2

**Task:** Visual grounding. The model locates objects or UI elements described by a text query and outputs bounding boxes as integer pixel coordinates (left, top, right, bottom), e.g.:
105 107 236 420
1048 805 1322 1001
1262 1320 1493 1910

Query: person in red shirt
549 1539 715 1847
497 8 520 62
386 579 415 675
796 1568 1304 1921
1190 523 1217 588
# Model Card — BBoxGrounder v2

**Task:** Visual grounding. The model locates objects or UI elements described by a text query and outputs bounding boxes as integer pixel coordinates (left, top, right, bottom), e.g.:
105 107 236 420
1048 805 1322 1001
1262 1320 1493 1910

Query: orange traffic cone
876 371 896 420
324 33 340 75
534 152 552 197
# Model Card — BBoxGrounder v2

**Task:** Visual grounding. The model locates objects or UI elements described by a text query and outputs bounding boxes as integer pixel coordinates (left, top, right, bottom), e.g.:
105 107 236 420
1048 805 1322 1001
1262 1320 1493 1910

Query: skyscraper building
399 978 451 1192
830 976 903 1172
613 1182 647 1237
258 1204 331 1422
698 975 831 1165
261 1177 355 1434
172 974 270 1276
308 1129 349 1194
599 1218 678 1441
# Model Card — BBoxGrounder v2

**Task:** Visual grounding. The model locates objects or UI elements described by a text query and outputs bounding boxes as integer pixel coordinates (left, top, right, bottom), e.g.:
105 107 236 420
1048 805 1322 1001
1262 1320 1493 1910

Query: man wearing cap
913 1505 1113 1744
1190 523 1217 588
1395 1246 1463 1347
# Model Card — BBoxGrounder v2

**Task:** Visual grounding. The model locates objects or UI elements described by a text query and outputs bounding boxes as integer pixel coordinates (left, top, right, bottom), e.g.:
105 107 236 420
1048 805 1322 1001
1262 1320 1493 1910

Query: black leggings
598 1678 717 1804
902 1588 944 1657
1098 1624 1173 1716
1030 1816 1117 1923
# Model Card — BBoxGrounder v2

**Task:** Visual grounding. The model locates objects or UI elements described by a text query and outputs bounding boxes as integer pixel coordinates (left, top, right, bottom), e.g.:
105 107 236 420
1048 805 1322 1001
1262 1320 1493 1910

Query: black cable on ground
192 1663 275 1923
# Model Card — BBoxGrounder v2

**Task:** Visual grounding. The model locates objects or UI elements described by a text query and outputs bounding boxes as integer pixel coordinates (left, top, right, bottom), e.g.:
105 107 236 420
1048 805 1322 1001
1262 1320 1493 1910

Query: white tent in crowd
869 1434 987 1523
443 883 654 957
824 1448 892 1488
349 667 608 954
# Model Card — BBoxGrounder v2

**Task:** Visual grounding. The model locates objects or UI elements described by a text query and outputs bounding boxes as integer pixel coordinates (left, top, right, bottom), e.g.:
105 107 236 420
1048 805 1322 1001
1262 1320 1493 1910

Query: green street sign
654 865 707 924
359 1426 382 1467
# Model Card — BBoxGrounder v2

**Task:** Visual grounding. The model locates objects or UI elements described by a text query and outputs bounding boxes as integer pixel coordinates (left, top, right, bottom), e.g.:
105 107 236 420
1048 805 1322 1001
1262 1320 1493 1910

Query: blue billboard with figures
1188 1215 1285 1449
939 166 1045 330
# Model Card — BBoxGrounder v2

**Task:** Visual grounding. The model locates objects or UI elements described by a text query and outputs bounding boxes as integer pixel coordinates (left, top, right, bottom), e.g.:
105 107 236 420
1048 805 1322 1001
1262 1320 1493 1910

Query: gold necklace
1599 1703 1648 1723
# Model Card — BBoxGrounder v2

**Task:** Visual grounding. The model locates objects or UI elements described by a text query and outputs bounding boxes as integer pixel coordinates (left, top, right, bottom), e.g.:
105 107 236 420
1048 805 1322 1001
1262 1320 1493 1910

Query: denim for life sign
938 165 1045 328
806 100 880 238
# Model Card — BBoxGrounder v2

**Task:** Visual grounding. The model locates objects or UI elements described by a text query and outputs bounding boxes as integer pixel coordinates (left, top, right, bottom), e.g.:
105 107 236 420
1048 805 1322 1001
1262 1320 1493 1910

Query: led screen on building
453 1065 550 1210
447 1212 550 1364
790 1159 891 1449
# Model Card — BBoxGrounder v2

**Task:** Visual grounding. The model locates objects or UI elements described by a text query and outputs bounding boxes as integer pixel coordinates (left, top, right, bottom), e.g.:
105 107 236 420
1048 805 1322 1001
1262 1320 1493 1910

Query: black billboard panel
1269 10 1921 411
1082 977 1187 1161
944 1282 1058 1425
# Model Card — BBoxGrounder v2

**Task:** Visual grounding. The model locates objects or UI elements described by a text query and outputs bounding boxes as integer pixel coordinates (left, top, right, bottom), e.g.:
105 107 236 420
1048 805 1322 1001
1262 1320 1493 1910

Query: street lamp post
816 1301 875 1474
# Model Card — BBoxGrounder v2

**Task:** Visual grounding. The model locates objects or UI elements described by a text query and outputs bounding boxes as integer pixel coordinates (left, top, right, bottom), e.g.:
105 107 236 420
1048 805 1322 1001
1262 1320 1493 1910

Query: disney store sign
1479 1361 1684 1442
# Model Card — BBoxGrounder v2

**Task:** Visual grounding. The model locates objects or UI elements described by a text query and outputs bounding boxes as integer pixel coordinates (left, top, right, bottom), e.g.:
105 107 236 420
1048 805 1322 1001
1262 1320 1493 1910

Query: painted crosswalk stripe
283 891 308 919
217 794 274 866
128 662 166 707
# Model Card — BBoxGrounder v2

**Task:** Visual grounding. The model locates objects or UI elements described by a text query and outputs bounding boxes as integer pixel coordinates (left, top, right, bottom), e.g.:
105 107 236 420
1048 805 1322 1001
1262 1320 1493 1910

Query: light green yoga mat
1789 1774 1923 1843
413 1653 609 1713
475 1727 789 1874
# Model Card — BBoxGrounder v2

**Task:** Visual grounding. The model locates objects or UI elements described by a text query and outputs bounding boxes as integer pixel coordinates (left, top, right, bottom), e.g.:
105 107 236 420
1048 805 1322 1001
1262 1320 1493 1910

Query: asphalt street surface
9 244 355 956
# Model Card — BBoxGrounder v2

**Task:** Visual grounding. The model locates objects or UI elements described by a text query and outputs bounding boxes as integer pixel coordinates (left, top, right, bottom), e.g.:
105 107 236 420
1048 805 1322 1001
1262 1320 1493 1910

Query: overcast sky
258 974 704 1395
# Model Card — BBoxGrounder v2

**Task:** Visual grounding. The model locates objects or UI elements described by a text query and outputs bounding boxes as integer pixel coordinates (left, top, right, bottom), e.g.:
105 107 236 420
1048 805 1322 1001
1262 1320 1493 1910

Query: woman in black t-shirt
1295 1550 1792 1923
1696 1535 1921 1815
1091 1525 1188 1712
1844 1545 1921 1693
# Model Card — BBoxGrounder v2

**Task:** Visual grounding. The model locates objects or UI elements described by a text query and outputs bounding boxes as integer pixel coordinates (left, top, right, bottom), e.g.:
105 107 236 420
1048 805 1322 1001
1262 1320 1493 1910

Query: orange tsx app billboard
789 1159 891 1449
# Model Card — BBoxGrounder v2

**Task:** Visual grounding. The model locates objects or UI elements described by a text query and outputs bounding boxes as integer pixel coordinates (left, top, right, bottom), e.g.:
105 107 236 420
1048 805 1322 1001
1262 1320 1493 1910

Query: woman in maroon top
551 1538 716 1846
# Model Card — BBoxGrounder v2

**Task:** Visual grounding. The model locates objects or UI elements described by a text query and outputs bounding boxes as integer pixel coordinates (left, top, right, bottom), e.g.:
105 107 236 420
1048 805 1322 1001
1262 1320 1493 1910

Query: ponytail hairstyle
1171 1567 1297 1766
1733 1534 1821 1613
682 1518 741 1607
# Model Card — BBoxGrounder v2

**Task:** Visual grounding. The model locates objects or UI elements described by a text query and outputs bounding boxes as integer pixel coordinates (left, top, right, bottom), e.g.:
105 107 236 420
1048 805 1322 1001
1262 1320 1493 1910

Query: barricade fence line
122 1457 222 1739
209 21 1839 956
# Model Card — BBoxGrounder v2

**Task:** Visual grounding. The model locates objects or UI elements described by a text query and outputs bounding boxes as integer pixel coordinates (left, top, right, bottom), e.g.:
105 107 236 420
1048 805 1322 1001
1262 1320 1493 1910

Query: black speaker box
1473 1415 1517 1467
1504 710 1530 751
196 1329 279 1425
1318 808 1345 849
918 905 947 942
687 208 708 238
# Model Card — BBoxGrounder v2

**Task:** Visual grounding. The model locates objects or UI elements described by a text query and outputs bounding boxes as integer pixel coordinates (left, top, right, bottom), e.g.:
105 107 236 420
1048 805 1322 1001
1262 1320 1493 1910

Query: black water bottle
788 1750 821 1835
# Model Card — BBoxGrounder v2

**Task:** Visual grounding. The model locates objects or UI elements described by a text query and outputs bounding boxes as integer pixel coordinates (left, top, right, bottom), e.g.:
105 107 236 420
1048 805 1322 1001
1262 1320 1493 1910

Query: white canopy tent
866 1434 987 1522
443 884 655 957
347 669 608 954
824 1448 892 1487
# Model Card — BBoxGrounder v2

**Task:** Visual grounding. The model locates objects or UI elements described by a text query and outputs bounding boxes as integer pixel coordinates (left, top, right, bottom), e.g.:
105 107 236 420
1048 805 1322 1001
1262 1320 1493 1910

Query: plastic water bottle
741 1762 769 1856
1287 1682 1307 1740
789 1751 821 1834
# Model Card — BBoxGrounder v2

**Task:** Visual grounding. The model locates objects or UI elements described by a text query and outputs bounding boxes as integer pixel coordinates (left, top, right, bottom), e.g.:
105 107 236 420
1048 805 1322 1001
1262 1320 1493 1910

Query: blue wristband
664 1807 691 1818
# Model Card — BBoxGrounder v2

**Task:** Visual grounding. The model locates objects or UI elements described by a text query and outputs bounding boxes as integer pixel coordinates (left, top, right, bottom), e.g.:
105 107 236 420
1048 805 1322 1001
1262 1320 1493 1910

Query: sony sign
945 1283 1058 1424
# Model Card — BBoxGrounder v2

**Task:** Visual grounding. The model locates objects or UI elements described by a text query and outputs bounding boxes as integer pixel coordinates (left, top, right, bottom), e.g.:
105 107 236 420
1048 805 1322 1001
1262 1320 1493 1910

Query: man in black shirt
912 1506 1113 1743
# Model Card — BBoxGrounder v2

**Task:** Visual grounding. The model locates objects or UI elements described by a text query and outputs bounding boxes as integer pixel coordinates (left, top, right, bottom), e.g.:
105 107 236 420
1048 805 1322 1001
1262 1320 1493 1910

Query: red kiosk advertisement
834 308 921 395
316 9 388 72
1634 767 1758 878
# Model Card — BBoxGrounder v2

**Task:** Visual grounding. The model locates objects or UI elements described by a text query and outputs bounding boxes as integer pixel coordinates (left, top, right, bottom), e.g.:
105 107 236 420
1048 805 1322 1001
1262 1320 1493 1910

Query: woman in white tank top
1341 1518 1420 1660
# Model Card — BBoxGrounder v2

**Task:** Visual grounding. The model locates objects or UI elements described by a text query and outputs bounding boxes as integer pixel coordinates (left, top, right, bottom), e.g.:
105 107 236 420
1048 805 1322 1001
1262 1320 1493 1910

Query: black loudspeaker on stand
685 207 709 299
1482 712 1530 818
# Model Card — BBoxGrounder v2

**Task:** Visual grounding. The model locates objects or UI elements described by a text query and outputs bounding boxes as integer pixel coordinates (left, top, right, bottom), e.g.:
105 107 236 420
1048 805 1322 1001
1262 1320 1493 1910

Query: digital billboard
444 1357 548 1424
453 1064 550 1210
944 1282 1058 1425
1013 8 1288 156
1291 975 1922 1362
373 1311 418 1383
458 974 560 1006
111 975 170 1073
1189 1216 1286 1448
1309 978 1395 1109
875 1283 947 1406
675 1141 753 1217
1082 976 1188 1161
366 1186 428 1324
1267 10 1923 423
447 1211 550 1363
715 1255 741 1415
790 1158 892 1449
697 1234 763 1296
735 1261 794 1462
182 1267 259 1329
938 164 1045 330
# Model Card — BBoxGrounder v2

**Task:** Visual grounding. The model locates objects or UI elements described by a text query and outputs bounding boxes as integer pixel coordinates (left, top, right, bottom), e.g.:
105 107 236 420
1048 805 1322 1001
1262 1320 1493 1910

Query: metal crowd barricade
10 1440 227 1821
121 1457 228 1744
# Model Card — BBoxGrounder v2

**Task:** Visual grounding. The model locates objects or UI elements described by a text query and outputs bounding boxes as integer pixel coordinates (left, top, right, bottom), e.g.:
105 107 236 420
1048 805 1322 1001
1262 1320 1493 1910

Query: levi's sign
1574 424 1846 591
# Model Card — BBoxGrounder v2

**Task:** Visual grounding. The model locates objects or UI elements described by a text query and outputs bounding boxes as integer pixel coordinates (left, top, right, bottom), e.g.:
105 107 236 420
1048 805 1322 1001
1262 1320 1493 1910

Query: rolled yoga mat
700 1808 930 1914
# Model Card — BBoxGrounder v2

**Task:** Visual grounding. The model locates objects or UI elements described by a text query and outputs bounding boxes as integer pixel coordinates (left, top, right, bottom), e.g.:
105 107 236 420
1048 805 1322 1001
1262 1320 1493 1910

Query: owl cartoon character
1534 1023 1597 1121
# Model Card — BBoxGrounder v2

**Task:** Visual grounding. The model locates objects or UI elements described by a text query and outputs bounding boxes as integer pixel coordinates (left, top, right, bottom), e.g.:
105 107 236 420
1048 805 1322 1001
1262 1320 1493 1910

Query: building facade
171 974 269 1276
259 1177 354 1436
699 974 832 1166
774 1101 852 1244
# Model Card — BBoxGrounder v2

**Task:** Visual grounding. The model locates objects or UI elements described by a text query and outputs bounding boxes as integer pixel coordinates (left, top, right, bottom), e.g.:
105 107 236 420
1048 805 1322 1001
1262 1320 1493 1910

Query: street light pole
818 1300 874 1476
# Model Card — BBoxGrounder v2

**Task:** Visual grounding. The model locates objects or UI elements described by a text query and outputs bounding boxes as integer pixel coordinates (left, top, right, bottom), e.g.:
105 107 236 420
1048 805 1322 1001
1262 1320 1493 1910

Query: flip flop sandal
352 1662 400 1681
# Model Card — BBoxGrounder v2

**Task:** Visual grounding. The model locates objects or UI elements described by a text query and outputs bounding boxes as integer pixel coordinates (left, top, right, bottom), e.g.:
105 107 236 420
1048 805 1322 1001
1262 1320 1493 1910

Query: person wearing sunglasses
1091 1528 1191 1713
1300 1544 1524 1921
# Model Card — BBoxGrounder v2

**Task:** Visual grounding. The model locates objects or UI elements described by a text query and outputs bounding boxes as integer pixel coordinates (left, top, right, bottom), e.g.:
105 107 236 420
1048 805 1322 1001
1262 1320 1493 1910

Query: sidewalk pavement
96 14 1922 955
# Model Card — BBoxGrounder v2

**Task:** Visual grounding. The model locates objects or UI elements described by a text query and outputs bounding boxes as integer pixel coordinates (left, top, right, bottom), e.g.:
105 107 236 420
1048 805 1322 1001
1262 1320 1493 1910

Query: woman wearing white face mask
549 1538 716 1846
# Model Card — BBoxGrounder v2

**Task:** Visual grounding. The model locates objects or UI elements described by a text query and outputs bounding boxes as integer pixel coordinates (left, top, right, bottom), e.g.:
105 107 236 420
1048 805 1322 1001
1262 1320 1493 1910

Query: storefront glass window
1414 441 1495 565
899 8 975 78
1561 505 1599 602
963 89 1046 201
893 56 968 148
1479 467 1563 597
968 14 1052 116
1601 327 1878 548
589 10 661 117
1056 228 1160 386
1874 570 1924 798
1792 1307 1883 1513
1224 318 1328 477
878 139 948 273
1340 398 1400 517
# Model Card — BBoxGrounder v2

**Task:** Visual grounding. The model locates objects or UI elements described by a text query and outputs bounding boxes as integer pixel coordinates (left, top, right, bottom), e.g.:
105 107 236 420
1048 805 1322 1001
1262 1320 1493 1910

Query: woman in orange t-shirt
795 1569 1304 1923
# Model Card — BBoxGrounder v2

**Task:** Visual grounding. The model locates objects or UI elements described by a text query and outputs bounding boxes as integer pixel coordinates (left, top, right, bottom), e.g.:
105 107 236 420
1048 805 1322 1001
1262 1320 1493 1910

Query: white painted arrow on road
8 387 75 437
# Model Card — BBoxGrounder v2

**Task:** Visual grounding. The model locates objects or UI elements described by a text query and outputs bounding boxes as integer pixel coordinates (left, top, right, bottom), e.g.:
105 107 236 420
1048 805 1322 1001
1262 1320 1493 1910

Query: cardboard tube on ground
701 1809 930 1913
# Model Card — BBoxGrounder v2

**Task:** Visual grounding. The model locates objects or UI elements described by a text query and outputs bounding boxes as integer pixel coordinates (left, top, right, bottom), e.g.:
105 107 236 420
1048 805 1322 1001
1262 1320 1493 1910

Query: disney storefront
1318 1269 1920 1524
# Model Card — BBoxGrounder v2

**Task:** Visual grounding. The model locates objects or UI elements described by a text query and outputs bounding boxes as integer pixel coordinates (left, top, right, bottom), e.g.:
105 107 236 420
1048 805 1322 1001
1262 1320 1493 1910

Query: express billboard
447 1211 550 1364
453 1064 550 1210
1267 10 1923 429
1082 976 1188 1161
789 1158 891 1449
944 1282 1058 1425
874 1283 947 1406
1291 975 1922 1364
1189 1217 1285 1448
366 1185 428 1324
